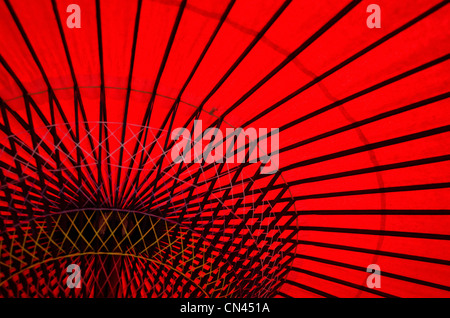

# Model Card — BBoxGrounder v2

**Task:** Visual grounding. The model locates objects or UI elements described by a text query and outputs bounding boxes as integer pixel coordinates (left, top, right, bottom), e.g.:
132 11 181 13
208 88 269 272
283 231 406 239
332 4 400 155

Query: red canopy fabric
0 0 449 298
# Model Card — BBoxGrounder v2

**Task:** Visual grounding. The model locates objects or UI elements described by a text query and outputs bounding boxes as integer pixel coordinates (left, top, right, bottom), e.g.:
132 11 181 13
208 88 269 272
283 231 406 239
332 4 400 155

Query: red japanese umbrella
0 0 449 298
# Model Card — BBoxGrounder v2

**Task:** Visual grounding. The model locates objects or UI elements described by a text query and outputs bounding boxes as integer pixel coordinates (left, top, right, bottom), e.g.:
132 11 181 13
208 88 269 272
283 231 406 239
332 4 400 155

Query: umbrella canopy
0 0 449 298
